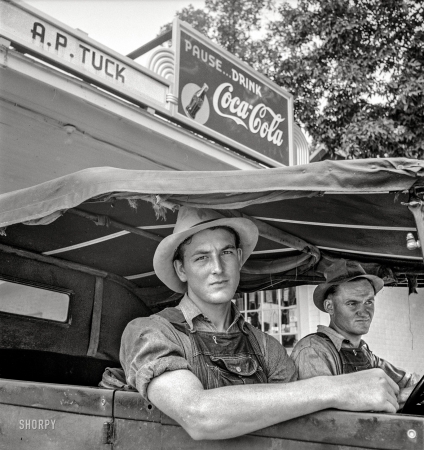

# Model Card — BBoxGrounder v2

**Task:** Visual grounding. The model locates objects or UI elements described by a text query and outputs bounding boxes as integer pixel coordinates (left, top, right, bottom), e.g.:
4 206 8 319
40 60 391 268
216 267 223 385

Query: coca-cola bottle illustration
186 83 209 119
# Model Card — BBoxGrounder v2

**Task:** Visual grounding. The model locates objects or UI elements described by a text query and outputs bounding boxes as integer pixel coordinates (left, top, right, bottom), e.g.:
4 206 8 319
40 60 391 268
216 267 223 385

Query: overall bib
157 308 268 389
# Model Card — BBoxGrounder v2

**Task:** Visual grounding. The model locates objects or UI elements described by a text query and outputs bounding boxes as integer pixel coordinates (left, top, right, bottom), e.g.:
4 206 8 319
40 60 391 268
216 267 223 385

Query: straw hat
313 259 384 312
153 206 258 293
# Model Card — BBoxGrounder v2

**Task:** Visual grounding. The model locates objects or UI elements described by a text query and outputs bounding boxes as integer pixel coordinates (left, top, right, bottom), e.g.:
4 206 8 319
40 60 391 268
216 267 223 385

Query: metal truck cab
0 254 422 450
0 162 423 449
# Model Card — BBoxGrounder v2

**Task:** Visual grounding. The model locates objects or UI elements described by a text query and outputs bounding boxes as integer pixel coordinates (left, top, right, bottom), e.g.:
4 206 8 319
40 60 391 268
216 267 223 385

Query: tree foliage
160 4 213 37
163 0 424 159
268 0 424 159
160 0 273 68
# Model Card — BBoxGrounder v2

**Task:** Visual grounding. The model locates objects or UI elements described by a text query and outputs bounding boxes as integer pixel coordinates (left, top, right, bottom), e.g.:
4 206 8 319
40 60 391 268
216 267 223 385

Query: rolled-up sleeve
373 354 420 389
120 316 191 399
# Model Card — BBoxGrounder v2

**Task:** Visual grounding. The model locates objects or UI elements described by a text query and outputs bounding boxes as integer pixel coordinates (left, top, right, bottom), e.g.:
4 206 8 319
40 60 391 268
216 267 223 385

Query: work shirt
120 294 297 399
291 325 418 389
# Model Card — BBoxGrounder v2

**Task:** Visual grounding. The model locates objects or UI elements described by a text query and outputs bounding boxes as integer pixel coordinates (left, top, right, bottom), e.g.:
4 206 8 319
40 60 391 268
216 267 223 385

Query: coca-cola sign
173 21 293 166
213 83 285 147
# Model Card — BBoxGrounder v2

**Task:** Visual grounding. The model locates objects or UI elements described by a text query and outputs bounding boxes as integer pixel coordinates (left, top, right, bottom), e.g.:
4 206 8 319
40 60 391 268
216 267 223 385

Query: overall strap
314 331 343 375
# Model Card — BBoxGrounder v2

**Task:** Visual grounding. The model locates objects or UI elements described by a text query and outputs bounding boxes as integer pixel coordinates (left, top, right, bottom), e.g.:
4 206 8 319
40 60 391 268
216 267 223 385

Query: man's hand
398 384 416 410
329 368 399 413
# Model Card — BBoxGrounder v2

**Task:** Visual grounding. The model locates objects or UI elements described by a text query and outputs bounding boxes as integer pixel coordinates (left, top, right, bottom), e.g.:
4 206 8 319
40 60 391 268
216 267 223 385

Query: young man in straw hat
291 259 421 409
120 207 400 440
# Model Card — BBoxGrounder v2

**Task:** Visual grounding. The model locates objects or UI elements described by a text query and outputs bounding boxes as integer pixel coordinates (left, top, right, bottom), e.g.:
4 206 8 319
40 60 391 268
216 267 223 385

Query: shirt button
236 366 241 373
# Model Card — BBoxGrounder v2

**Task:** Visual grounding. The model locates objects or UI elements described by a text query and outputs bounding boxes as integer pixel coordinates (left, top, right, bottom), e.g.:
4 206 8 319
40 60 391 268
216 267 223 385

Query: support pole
126 30 172 59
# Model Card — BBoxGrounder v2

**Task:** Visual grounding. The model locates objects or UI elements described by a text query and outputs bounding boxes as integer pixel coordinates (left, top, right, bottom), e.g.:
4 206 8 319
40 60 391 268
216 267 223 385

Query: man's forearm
185 378 335 440
147 368 399 441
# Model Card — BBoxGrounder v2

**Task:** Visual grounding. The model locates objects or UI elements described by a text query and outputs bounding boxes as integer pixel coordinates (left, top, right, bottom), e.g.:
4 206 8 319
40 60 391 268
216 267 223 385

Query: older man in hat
120 208 400 441
291 259 421 409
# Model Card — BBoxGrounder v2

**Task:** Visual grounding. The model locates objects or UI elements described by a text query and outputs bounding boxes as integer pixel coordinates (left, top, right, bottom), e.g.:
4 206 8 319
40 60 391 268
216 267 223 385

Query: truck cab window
0 279 70 323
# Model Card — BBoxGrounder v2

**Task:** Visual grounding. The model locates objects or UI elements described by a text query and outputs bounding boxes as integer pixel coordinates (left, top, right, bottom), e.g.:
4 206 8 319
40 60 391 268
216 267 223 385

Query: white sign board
0 0 171 113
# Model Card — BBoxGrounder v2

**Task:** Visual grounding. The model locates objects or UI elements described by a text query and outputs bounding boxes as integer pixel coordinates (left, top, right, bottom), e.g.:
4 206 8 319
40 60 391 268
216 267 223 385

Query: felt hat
153 206 258 293
313 259 384 312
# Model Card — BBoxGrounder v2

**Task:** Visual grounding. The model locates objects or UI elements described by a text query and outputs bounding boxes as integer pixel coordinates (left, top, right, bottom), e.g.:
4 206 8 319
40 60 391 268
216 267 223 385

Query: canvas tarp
0 157 424 293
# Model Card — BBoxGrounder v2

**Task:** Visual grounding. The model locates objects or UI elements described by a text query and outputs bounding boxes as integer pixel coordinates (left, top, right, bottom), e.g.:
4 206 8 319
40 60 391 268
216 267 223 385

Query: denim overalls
157 307 268 389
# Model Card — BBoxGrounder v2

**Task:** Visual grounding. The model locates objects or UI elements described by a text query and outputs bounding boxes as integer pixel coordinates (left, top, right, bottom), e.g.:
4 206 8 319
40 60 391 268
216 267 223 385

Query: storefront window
237 288 299 351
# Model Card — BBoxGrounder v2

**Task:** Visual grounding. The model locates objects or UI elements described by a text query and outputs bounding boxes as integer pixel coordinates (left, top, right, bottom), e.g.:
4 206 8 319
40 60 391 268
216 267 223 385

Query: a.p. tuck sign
172 20 294 167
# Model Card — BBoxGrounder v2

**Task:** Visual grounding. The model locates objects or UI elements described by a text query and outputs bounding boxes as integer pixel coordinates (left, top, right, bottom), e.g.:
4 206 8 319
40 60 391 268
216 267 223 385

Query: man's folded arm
147 367 399 441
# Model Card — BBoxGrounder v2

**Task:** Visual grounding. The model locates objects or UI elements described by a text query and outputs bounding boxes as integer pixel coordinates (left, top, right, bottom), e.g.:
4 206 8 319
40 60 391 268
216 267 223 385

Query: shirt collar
317 325 366 352
177 293 245 331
